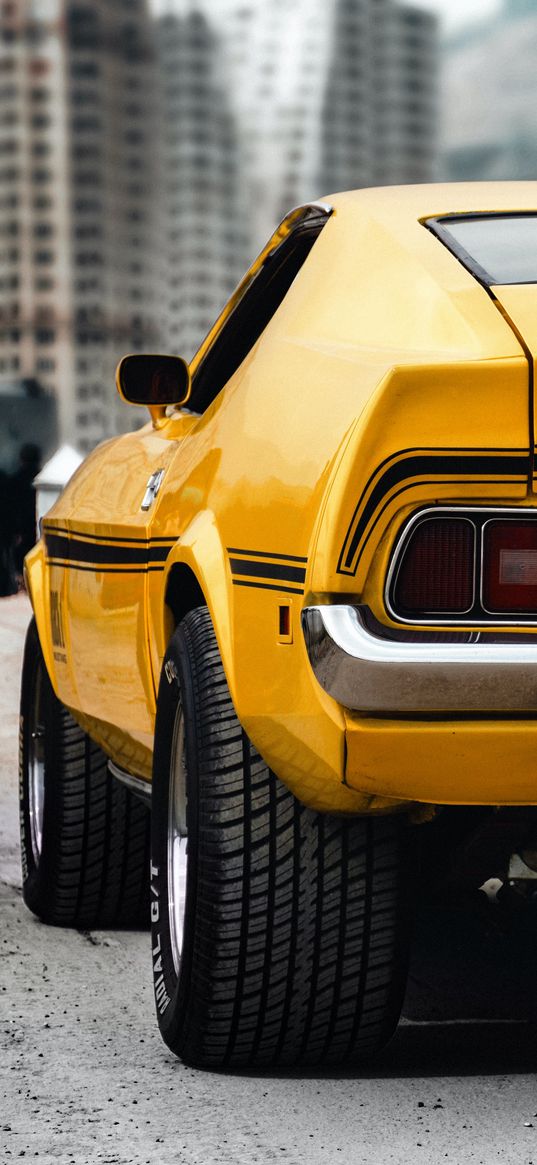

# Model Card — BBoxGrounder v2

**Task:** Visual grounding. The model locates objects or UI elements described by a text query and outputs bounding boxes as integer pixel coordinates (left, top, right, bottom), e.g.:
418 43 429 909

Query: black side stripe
229 557 306 584
338 450 529 575
232 580 304 596
349 477 530 579
46 561 165 575
45 532 172 566
228 546 307 564
43 524 176 545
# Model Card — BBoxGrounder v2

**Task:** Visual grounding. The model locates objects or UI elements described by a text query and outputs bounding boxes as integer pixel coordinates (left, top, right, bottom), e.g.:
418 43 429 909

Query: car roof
324 181 537 224
189 183 537 376
293 183 537 364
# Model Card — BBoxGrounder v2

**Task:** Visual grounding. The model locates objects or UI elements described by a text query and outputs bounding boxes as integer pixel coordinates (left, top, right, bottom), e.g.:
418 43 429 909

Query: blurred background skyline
151 0 498 32
0 0 535 471
402 0 498 30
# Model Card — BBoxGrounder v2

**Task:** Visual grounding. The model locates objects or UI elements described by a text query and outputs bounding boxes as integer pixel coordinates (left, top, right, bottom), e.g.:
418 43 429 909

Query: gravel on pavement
1 594 537 1165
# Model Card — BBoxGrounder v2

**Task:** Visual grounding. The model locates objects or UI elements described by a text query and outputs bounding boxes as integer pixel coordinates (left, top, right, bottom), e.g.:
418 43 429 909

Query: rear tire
20 619 150 928
151 607 412 1070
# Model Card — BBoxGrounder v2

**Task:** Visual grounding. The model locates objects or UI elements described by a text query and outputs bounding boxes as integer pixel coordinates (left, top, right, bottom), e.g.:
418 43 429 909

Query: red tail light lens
483 522 537 612
393 518 475 615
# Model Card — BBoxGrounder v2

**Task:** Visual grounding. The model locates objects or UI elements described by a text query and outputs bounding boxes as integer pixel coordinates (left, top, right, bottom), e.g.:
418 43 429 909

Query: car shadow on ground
228 890 537 1081
404 888 537 1021
372 1019 537 1078
364 887 537 1079
225 1019 537 1082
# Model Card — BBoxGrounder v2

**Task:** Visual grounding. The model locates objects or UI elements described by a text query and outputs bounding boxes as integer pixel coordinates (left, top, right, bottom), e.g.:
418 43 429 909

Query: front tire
20 619 150 928
151 607 413 1070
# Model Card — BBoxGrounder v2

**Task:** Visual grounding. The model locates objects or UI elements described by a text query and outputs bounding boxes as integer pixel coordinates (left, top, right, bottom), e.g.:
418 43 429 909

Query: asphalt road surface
2 594 537 1165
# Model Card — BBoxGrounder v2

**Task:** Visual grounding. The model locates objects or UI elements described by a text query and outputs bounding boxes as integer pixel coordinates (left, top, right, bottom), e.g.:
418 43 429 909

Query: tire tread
20 619 150 929
157 608 410 1070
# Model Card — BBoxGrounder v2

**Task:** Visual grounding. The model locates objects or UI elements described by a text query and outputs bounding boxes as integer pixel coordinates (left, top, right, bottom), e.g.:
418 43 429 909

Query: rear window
426 213 537 286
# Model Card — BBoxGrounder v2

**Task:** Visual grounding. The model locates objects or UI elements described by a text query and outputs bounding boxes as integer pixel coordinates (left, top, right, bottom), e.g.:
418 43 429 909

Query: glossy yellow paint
345 715 537 806
27 182 537 811
491 283 537 490
491 283 537 362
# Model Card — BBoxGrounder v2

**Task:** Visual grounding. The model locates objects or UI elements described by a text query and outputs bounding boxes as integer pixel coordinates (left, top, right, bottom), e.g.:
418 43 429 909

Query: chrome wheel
167 700 188 976
28 665 45 864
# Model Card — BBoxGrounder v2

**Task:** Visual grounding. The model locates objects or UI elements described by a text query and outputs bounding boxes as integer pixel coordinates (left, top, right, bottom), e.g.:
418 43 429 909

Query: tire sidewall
19 619 62 917
150 620 200 1052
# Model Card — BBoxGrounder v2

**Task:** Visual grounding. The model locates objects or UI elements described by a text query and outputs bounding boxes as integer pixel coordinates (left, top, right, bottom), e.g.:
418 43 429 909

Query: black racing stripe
342 444 527 510
232 580 304 595
229 557 306 584
228 546 308 564
45 532 171 565
43 524 175 546
45 561 165 574
343 477 528 576
338 452 529 574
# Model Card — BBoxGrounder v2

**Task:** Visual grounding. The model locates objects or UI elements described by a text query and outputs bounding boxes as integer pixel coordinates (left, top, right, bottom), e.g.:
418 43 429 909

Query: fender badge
164 660 178 685
141 467 165 512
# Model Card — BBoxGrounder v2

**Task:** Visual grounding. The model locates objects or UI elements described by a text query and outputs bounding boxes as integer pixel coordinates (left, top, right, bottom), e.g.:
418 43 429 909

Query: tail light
392 518 475 616
483 522 537 612
388 509 537 624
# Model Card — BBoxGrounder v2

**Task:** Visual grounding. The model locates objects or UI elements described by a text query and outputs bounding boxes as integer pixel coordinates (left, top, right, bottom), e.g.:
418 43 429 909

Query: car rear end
303 198 537 811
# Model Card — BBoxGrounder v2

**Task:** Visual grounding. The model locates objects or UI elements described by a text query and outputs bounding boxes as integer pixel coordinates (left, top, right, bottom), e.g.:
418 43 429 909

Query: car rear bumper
302 604 537 714
303 604 537 806
343 713 537 806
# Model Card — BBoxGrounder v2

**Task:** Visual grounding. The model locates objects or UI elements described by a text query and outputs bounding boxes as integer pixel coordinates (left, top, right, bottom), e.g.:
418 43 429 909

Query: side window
189 207 331 415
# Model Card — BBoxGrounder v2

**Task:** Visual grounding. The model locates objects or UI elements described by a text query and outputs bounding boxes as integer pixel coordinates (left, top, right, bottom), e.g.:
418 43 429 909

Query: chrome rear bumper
302 605 537 714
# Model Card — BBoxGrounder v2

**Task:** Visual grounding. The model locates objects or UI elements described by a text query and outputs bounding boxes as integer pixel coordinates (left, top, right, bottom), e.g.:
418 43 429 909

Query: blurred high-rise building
375 2 438 185
225 0 438 245
156 9 250 361
157 0 439 358
155 0 335 356
320 0 438 193
217 0 334 253
443 1 537 181
0 0 161 453
0 0 439 451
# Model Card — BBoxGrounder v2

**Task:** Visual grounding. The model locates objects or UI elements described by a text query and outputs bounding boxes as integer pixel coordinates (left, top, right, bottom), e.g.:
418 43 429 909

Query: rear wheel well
165 563 206 629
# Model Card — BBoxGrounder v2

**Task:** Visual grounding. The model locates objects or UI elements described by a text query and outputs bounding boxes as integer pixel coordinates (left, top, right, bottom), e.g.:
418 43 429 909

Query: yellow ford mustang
20 182 537 1069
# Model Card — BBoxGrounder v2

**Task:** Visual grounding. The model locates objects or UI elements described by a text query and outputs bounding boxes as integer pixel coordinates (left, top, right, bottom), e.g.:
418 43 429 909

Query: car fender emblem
165 660 178 685
141 468 165 512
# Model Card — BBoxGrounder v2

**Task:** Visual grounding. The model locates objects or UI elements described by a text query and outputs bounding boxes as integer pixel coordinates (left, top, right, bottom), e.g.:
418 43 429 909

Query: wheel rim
28 665 45 864
167 700 188 977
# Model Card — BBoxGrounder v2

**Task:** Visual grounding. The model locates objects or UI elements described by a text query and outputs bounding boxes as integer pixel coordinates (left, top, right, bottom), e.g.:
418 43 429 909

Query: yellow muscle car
19 183 537 1070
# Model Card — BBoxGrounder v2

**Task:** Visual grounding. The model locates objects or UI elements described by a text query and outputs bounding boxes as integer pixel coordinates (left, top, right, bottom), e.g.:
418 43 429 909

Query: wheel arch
165 563 205 627
158 514 385 815
160 510 237 698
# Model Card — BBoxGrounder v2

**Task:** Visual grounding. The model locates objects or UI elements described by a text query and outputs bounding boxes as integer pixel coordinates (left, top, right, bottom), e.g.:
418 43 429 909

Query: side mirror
116 353 191 410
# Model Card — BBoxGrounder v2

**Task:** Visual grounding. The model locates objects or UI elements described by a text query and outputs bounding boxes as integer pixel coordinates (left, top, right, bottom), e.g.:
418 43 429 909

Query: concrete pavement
1 594 537 1165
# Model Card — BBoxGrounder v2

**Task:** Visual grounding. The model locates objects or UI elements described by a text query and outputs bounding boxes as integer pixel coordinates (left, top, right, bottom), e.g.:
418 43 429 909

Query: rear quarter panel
148 199 528 809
